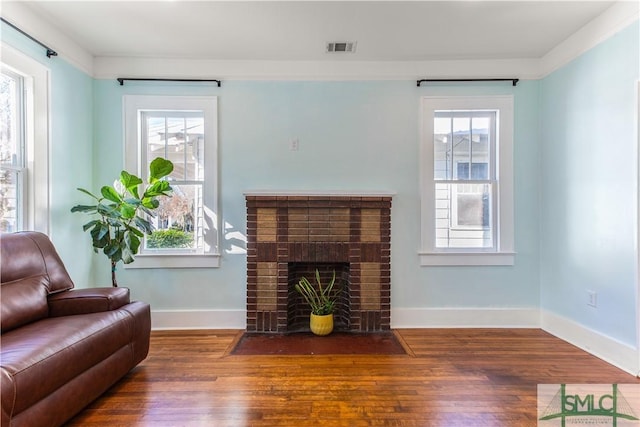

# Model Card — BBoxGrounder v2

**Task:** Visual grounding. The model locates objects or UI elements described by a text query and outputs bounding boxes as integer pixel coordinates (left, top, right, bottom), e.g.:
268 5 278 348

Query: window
420 95 514 266
124 95 219 268
0 44 49 234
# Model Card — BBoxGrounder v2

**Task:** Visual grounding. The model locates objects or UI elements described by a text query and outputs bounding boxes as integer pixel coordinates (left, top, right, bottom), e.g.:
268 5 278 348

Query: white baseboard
151 309 246 330
391 307 540 328
151 307 539 330
541 310 639 376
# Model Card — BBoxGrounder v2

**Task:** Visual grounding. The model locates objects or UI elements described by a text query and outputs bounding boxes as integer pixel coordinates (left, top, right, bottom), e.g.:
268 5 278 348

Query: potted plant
71 157 173 287
295 269 341 336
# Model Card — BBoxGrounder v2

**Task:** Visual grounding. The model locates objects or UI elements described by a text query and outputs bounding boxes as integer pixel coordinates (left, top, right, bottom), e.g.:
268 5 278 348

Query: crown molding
539 1 639 78
1 1 94 75
93 56 540 82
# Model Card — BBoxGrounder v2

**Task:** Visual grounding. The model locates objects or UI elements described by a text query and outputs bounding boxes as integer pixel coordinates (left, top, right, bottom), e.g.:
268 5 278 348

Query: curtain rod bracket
117 78 221 87
1 18 58 59
417 78 519 87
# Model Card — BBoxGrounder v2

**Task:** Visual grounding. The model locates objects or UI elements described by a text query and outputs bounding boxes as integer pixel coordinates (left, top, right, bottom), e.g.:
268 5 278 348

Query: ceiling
16 1 616 62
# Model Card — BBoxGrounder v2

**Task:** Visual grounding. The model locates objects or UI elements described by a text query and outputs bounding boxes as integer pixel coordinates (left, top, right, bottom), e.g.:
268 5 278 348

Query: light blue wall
540 22 639 346
92 79 541 313
1 23 94 285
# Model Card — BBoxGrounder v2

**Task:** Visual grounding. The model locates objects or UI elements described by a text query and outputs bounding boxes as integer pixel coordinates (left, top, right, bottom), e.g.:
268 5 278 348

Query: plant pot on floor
310 313 334 336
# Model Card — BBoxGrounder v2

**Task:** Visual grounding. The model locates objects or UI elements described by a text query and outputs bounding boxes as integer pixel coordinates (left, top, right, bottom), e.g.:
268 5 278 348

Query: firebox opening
287 262 351 333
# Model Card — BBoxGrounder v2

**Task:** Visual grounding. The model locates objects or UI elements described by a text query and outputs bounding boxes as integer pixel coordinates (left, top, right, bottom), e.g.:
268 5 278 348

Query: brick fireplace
245 193 392 333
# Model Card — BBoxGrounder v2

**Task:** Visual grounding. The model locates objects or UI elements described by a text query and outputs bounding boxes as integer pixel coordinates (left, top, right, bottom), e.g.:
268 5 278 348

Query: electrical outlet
289 138 299 151
587 290 597 308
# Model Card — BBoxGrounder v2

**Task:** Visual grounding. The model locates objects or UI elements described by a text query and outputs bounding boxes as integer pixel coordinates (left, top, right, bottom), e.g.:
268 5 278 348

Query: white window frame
123 95 220 268
420 95 515 266
1 43 50 234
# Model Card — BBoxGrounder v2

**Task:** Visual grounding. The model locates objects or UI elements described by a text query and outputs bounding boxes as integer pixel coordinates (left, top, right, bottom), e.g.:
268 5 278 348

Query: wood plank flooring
66 329 639 427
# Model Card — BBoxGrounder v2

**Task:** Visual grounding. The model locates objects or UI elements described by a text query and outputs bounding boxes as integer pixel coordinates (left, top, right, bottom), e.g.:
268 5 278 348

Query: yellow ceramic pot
310 313 334 336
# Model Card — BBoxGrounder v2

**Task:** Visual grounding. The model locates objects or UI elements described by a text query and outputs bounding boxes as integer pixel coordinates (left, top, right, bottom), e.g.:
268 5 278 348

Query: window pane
165 117 185 181
433 117 451 180
146 116 167 160
470 116 491 179
435 182 493 249
184 117 204 180
146 184 203 251
0 168 20 232
0 72 20 167
452 117 470 179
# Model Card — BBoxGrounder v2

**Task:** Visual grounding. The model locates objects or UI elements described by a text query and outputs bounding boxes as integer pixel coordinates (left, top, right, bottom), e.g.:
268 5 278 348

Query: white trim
541 310 638 376
244 190 396 197
1 43 50 235
1 1 94 76
637 80 640 377
124 254 221 269
151 309 245 330
419 252 515 266
539 2 640 78
94 57 540 81
391 307 540 329
123 95 220 268
420 95 514 266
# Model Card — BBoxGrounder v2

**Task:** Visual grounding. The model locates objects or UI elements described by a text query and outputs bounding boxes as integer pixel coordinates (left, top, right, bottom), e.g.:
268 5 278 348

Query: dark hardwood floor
66 329 639 426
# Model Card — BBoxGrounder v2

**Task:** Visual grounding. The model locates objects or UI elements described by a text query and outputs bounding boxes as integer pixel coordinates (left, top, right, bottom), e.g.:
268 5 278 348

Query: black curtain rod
117 78 221 87
417 78 519 87
1 17 58 58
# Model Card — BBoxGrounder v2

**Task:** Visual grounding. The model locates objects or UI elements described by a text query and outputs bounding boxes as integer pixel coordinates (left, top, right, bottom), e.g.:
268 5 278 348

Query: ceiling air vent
326 41 357 54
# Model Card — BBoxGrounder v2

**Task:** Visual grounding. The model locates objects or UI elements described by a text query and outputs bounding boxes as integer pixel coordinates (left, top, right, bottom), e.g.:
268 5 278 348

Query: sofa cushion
1 275 49 333
0 309 136 416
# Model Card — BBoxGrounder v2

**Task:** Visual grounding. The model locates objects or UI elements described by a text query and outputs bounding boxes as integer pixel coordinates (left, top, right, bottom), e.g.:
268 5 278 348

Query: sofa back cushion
1 275 49 333
1 232 74 294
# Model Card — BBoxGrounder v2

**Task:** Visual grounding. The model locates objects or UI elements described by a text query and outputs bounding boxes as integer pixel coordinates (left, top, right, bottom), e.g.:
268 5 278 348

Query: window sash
435 182 494 249
434 110 496 182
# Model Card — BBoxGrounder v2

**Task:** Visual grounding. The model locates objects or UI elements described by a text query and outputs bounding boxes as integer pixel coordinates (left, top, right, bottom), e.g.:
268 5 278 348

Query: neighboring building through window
124 95 220 268
0 44 49 234
420 95 514 266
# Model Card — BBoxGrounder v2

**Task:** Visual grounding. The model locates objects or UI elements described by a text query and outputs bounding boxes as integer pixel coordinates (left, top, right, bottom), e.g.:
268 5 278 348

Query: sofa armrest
48 287 131 317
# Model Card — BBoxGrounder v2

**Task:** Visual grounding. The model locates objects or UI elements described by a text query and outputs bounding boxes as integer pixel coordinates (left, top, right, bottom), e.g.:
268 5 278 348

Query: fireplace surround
245 192 392 333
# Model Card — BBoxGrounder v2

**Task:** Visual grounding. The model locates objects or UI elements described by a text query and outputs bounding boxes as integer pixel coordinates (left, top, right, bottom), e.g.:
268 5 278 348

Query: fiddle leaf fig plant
71 157 173 287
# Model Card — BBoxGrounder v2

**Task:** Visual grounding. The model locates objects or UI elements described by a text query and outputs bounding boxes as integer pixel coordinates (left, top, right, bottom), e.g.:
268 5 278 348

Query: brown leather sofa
1 231 151 427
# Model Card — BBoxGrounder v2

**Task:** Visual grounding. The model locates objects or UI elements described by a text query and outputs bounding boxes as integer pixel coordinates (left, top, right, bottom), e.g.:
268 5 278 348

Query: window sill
123 253 221 269
419 251 515 266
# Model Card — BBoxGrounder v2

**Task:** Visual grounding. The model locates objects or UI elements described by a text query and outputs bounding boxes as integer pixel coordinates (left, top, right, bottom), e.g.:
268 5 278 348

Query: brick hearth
246 193 392 333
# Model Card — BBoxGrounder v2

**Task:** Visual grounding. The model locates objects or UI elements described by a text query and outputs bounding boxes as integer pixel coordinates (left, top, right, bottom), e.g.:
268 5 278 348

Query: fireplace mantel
244 190 396 197
245 193 392 333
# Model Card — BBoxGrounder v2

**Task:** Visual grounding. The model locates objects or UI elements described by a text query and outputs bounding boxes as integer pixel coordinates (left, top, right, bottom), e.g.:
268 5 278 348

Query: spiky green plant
295 269 341 316
71 157 173 287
